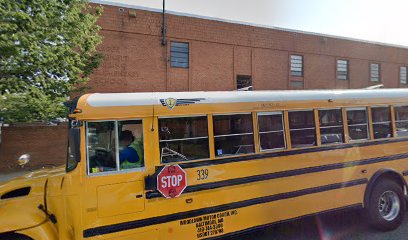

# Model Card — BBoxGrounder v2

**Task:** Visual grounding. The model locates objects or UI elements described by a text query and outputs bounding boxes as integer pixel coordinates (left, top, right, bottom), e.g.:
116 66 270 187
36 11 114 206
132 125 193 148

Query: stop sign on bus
157 164 187 199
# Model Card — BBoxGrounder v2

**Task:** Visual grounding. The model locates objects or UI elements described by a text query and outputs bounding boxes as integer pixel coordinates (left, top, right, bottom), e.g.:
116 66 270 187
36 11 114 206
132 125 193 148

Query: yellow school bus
2 89 408 240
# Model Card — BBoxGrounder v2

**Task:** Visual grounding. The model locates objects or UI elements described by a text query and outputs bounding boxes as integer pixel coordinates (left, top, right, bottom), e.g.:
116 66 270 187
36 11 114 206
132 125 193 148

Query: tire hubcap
378 190 400 221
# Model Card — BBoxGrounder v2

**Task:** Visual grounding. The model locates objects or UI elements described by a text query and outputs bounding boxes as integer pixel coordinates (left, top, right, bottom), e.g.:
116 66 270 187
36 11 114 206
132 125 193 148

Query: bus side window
288 110 316 148
346 108 369 141
257 112 286 151
213 114 254 157
87 121 117 174
159 116 209 163
394 106 408 137
318 109 344 144
371 107 392 139
118 120 144 169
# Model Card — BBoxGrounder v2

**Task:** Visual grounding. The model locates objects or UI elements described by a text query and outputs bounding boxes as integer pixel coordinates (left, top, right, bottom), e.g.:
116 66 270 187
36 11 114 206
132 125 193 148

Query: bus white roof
85 89 408 107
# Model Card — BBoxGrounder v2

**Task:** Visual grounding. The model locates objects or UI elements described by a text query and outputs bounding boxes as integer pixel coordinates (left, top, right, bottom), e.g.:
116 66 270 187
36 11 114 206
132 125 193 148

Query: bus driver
119 130 144 169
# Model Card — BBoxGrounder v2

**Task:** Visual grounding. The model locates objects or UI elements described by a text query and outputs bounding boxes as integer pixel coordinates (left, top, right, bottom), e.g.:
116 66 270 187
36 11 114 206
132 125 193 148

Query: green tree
0 0 103 123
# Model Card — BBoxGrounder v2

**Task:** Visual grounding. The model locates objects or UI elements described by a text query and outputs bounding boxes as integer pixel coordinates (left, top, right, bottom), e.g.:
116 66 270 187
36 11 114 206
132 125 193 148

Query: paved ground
227 210 408 240
2 172 407 240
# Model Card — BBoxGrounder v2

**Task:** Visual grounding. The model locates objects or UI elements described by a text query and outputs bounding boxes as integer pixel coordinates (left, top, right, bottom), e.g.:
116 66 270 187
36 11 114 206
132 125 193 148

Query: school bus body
1 89 408 239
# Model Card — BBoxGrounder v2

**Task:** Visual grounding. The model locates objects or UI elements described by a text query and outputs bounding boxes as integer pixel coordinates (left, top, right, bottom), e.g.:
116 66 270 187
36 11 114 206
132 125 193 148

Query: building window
394 106 408 137
159 116 209 163
371 107 392 139
319 109 344 144
400 66 407 84
337 60 349 80
290 55 303 77
213 114 254 157
236 75 252 90
370 63 380 82
347 108 369 141
257 112 286 151
170 41 189 68
288 110 316 148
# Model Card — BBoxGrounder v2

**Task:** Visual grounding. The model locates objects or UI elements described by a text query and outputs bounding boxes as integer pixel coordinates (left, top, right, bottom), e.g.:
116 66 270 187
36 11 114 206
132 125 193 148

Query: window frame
213 112 255 157
370 63 381 82
336 59 349 80
158 115 210 163
85 119 146 176
400 66 407 84
346 107 370 142
370 105 392 140
288 109 317 148
170 41 189 68
318 108 345 145
290 54 304 77
257 111 287 152
393 105 408 137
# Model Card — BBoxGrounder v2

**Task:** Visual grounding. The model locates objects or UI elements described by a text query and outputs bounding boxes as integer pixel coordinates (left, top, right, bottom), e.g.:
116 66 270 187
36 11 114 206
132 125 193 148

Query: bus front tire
366 179 406 231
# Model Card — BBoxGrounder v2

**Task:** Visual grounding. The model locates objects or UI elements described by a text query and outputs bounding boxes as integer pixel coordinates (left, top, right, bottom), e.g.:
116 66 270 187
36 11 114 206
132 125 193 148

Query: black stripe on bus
83 178 367 238
204 203 363 240
146 152 408 199
178 137 408 169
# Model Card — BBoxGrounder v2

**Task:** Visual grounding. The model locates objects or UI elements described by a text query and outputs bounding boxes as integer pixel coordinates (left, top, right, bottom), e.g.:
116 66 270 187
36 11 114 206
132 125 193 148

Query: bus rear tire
365 179 406 231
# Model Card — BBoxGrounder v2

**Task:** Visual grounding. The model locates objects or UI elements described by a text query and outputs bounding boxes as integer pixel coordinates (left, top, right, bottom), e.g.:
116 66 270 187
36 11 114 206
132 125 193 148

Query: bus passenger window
159 116 209 163
289 110 316 148
371 107 392 139
87 121 117 173
395 106 408 137
213 114 254 157
319 109 344 144
347 108 369 141
257 112 285 151
118 120 144 169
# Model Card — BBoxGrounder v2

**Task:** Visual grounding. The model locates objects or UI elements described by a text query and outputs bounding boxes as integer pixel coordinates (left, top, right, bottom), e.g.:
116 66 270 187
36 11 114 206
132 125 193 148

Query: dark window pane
87 121 117 173
159 116 208 140
347 108 369 140
373 123 392 139
289 111 315 129
160 138 209 163
321 126 344 144
289 110 316 148
237 75 252 90
258 113 284 132
371 107 391 139
394 106 408 136
290 129 316 148
118 120 144 169
349 125 369 141
213 114 253 136
319 109 344 144
159 117 208 162
347 109 367 125
372 107 390 122
260 132 285 150
215 134 254 156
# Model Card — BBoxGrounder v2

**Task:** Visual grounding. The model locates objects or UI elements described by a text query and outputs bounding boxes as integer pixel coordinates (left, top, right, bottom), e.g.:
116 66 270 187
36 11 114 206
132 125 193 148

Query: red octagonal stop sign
157 164 188 199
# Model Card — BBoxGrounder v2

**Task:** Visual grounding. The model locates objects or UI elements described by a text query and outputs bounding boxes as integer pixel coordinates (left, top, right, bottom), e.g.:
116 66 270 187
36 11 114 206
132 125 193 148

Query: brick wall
0 124 68 173
87 3 408 93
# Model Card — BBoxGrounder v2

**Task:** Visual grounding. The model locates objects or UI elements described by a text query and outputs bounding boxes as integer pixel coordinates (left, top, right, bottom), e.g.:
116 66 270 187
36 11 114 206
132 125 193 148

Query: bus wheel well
364 169 407 209
0 232 32 240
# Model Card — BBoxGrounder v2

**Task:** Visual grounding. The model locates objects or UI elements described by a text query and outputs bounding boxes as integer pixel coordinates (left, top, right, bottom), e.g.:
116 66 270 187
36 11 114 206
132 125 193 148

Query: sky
97 0 408 47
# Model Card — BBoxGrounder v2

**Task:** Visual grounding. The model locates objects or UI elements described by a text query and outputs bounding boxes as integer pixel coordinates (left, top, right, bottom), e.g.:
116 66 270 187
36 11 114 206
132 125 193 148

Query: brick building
88 1 408 93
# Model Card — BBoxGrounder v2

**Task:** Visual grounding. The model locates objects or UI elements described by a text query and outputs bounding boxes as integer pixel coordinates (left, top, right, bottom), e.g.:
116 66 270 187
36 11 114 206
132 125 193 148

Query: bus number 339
197 169 209 180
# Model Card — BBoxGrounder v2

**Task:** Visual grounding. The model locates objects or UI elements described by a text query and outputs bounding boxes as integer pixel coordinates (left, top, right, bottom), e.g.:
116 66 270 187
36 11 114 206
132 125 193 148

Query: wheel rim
378 190 400 221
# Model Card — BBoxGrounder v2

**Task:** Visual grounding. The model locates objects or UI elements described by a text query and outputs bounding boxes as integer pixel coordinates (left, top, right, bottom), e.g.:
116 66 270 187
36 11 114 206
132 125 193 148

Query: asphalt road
227 209 408 240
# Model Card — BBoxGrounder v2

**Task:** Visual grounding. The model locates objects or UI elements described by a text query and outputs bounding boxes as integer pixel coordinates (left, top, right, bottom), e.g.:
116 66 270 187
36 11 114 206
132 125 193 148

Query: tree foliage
0 0 103 123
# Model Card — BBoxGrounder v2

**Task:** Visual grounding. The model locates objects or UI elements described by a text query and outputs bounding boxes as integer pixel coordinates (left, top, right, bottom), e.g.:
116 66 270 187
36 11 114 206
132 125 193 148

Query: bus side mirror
17 154 31 168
